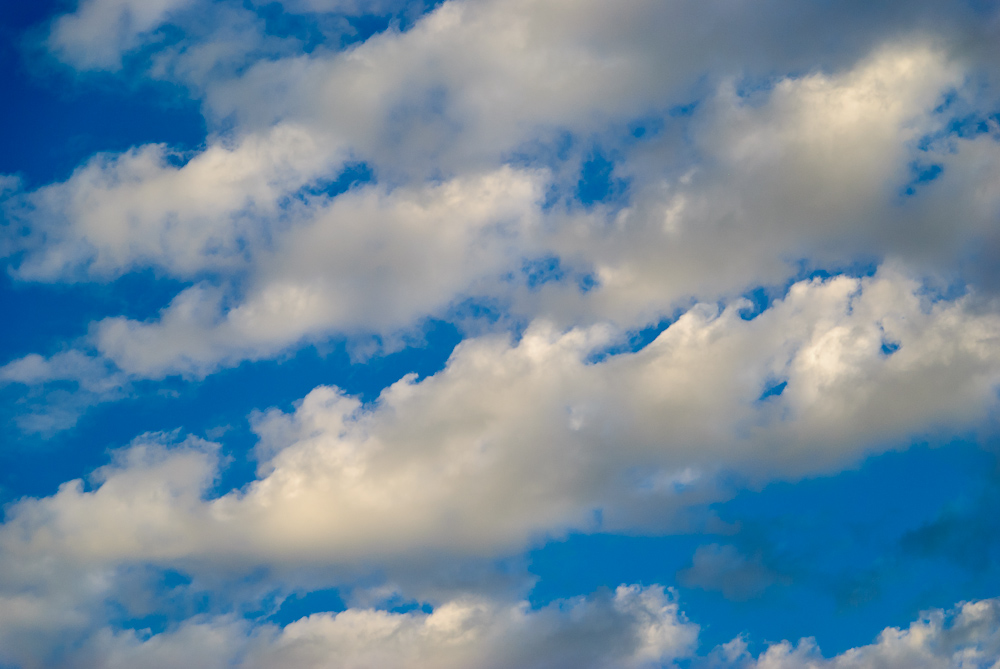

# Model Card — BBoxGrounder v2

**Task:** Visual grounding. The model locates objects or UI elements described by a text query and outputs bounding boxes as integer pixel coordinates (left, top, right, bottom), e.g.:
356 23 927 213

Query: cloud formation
4 269 999 571
3 0 1000 665
8 38 1000 379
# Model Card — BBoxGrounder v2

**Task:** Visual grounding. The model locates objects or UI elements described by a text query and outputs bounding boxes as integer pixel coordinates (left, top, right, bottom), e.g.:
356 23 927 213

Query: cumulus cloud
2 268 998 567
9 1 1000 664
0 554 998 669
707 598 1000 669
544 44 985 324
238 585 696 669
9 125 338 281
11 38 1000 378
0 564 697 669
88 166 545 377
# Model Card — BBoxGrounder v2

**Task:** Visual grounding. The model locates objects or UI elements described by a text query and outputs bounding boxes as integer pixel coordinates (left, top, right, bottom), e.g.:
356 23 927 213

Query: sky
2 0 1000 667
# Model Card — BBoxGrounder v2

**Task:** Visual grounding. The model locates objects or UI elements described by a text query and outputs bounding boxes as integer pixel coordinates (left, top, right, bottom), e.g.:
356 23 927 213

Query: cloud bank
2 0 1000 665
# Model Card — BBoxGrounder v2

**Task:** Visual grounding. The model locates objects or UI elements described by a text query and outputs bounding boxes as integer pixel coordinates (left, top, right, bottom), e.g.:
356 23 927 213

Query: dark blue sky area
0 0 205 187
530 442 1000 656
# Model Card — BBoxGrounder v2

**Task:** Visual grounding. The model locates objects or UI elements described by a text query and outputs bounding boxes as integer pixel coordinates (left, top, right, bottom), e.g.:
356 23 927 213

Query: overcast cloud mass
2 0 1000 666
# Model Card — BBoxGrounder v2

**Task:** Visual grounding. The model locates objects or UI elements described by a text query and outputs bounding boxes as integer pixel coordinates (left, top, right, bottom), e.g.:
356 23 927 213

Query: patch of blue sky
715 262 883 330
508 254 599 296
918 101 1000 153
901 161 945 196
509 129 646 211
758 379 787 400
269 588 347 626
738 286 773 321
797 258 880 282
0 269 190 362
446 295 509 326
0 65 205 189
577 272 599 293
900 472 1000 573
0 3 206 188
576 149 630 208
585 311 687 364
336 0 450 44
880 339 901 356
529 440 999 657
102 568 207 634
0 318 461 504
522 255 566 289
291 161 375 204
266 586 437 628
914 271 971 305
627 115 667 140
505 130 576 172
253 1 341 52
250 0 442 51
161 569 195 589
726 259 882 327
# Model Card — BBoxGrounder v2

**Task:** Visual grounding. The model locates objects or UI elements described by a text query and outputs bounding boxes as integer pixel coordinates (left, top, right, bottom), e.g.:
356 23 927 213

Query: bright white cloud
89 166 545 377
10 124 338 281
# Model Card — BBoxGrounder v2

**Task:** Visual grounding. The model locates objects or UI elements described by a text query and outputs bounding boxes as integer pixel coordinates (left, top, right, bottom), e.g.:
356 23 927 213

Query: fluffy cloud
545 44 984 324
0 561 998 669
10 124 337 281
11 38 1000 379
710 598 1000 669
9 2 1000 665
89 166 544 376
239 586 696 669
48 0 198 70
4 268 999 568
0 572 696 669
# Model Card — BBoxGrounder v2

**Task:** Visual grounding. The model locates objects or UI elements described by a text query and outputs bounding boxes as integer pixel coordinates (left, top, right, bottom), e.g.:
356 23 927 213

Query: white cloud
714 598 1000 669
0 564 998 669
12 40 997 379
89 166 545 377
10 125 338 282
3 268 999 565
191 1 964 180
13 1 1000 666
242 586 696 669
0 583 696 669
537 43 983 325
48 0 198 70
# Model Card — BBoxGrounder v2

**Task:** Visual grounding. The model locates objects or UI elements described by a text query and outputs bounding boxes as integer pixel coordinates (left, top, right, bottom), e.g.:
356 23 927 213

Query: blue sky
2 1 1000 667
